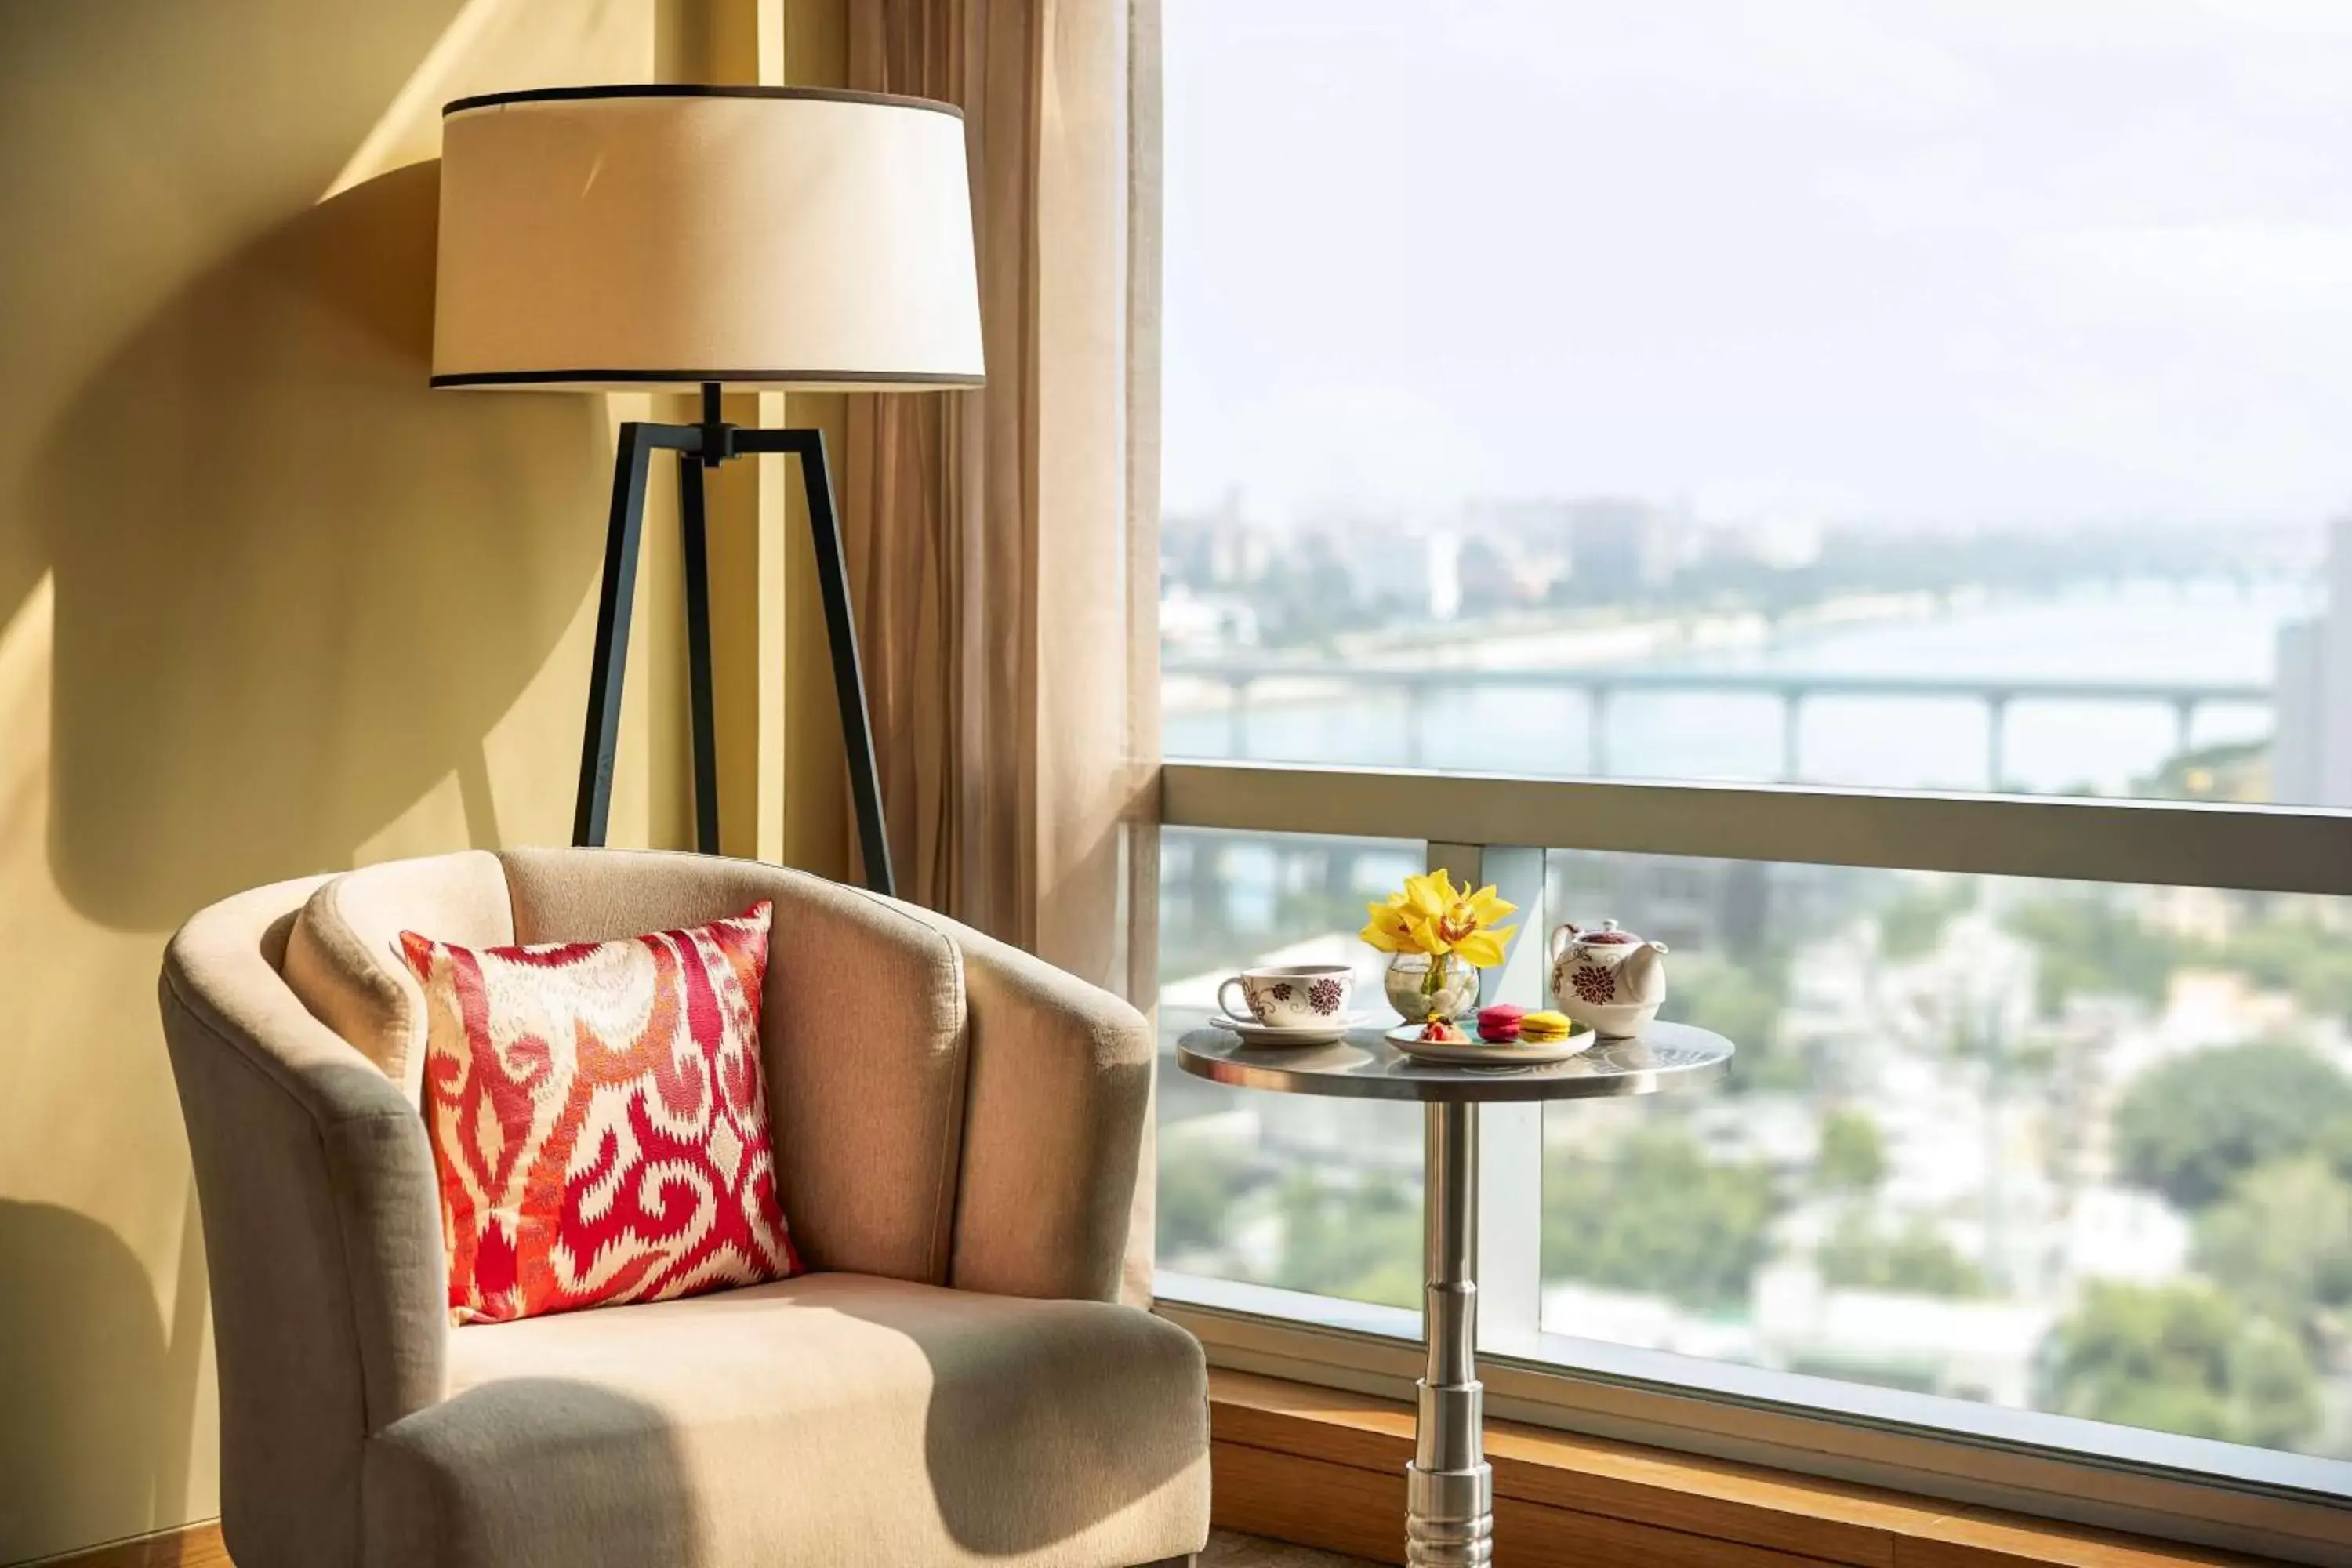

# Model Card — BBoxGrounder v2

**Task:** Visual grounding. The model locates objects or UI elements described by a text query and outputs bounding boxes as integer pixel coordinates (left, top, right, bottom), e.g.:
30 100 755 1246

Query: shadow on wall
0 1203 170 1560
0 0 463 637
26 158 608 932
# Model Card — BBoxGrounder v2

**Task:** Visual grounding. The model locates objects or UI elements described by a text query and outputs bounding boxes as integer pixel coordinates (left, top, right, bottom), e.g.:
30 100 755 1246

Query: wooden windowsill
1209 1370 2281 1567
24 1377 2287 1568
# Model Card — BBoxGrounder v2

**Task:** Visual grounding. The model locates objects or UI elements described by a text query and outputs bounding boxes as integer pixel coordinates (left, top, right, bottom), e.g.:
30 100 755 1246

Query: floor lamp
429 85 985 897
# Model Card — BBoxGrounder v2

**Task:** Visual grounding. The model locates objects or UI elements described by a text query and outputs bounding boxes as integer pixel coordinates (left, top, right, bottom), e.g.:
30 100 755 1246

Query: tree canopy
1270 1168 1423 1311
2191 1155 2352 1333
2050 1281 2318 1452
1815 1107 1888 1193
1157 1139 1250 1258
2111 1040 2352 1211
1817 1214 1985 1298
2009 895 2182 1014
1543 1126 1781 1311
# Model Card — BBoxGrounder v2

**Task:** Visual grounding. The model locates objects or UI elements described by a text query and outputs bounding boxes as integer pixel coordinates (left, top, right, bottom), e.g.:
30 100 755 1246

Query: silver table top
1174 1019 1733 1103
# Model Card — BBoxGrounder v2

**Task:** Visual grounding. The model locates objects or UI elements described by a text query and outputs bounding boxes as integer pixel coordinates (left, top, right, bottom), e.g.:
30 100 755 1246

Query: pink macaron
1475 1004 1525 1043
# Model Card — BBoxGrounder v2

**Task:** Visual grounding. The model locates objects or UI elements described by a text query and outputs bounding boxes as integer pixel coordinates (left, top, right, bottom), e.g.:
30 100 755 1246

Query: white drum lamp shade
431 85 985 390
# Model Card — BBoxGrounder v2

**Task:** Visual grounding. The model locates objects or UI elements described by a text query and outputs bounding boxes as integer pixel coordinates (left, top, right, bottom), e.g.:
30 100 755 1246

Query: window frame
1153 758 2352 1563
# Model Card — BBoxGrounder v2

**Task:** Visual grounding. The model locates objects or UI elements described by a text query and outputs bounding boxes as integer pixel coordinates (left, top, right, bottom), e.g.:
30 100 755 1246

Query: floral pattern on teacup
1221 967 1354 1028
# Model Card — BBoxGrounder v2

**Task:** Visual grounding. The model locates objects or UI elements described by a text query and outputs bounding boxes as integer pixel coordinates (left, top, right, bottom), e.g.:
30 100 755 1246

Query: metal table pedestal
1415 1099 1489 1563
1177 1022 1733 1566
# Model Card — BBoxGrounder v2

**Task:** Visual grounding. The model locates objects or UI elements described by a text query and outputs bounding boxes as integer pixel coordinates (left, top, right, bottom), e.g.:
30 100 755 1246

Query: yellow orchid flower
1450 923 1519 969
1359 892 1436 955
1401 868 1465 924
1363 870 1519 971
1419 873 1518 961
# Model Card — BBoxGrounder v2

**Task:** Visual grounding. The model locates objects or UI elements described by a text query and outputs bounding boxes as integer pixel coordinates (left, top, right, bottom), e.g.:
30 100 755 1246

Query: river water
1164 578 2317 797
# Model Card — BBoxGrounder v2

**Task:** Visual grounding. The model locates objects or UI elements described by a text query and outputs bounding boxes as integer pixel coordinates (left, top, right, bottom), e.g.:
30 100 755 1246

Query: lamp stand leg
575 423 655 848
793 432 896 898
677 452 720 855
572 417 890 892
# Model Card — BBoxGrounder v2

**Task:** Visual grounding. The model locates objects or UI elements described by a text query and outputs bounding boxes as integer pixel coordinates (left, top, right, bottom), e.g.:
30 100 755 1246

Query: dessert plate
1209 1012 1368 1047
1383 1022 1595 1066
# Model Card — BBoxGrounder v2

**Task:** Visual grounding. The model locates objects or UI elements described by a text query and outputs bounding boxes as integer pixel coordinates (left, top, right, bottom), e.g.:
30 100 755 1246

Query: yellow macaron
1519 1010 1575 1043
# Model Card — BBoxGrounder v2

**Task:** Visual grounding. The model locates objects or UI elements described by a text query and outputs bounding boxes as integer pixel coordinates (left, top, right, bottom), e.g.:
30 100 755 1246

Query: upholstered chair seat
161 848 1208 1568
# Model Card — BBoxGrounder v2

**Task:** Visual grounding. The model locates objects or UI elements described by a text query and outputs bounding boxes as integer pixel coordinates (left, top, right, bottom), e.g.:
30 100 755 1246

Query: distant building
1752 1261 2056 1406
1351 525 1463 622
2274 513 2352 804
1455 535 1521 614
1452 498 1577 604
1734 512 1827 572
1565 498 1684 599
1160 583 1260 652
1427 530 1462 621
1552 854 1852 964
2063 1185 2189 1287
1538 1282 1760 1363
1162 487 1274 590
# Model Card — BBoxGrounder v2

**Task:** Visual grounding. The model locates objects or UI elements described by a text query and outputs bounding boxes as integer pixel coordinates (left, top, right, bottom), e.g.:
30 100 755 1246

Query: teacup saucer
1208 1012 1365 1047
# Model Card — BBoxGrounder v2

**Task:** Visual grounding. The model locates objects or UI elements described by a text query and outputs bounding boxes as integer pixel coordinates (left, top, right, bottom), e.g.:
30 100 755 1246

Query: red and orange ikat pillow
397 901 799 1325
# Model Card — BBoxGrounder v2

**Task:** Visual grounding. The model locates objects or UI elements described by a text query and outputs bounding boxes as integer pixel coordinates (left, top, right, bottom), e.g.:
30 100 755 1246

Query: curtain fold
840 0 1162 1303
841 0 1160 999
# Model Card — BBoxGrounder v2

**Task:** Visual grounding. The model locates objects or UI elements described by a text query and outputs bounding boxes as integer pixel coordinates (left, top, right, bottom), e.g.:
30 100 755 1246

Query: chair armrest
944 924 1155 1303
161 877 447 1567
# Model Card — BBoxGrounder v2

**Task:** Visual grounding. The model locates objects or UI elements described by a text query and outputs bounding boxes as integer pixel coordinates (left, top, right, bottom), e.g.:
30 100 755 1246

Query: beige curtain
841 0 1161 1005
841 0 1160 1306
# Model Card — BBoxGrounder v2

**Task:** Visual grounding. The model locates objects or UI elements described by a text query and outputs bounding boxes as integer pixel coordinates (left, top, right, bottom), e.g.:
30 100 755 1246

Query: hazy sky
1161 1 2352 530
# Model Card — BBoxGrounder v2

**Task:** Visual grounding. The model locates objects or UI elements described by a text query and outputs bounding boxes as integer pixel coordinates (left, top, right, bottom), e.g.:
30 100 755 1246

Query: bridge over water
1163 660 2274 789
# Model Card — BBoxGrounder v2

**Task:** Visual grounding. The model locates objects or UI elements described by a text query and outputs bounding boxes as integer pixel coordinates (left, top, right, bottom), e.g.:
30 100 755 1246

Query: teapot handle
1548 924 1577 963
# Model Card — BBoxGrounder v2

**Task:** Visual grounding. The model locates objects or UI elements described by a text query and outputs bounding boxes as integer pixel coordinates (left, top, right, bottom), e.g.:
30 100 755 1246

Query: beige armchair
160 848 1208 1568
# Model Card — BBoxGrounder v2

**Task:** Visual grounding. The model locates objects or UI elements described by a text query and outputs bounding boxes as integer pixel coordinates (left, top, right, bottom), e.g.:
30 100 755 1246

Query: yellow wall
0 1 746 1558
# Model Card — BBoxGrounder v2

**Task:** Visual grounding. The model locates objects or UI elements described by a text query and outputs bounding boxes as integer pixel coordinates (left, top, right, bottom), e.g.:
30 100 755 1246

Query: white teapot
1548 920 1669 1038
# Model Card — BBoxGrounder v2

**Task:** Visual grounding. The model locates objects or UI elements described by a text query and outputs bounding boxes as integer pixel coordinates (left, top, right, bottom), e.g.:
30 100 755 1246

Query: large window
1155 0 2352 1535
1162 0 2352 805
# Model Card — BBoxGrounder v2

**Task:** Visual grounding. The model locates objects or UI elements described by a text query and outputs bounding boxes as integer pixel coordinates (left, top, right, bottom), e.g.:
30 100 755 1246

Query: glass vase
1384 952 1478 1023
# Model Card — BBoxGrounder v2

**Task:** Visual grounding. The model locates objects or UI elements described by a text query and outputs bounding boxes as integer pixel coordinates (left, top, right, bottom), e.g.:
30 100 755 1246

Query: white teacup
1217 964 1354 1029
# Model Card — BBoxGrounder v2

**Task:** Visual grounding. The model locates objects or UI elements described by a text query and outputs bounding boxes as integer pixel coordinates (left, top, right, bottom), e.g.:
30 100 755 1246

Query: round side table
1176 1021 1733 1568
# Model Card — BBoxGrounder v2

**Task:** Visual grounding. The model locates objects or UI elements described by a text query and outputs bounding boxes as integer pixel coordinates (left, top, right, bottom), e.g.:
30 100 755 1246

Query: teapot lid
1572 919 1639 945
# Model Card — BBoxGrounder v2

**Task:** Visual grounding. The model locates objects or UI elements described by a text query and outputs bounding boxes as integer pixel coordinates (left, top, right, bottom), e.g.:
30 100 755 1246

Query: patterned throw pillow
397 902 799 1325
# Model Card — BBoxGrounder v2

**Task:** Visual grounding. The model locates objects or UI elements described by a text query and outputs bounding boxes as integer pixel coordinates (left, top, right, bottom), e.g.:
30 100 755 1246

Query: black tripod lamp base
571 387 895 898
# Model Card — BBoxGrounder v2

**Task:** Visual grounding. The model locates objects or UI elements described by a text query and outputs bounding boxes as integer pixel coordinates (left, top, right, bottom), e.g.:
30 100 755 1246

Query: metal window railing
1160 760 2352 895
